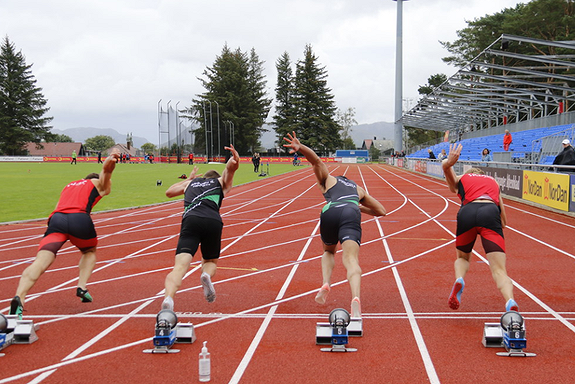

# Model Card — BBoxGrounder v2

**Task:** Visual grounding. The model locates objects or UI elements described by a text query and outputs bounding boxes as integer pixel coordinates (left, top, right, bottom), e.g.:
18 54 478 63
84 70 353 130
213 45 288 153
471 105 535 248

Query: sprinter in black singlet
283 132 386 318
161 145 239 311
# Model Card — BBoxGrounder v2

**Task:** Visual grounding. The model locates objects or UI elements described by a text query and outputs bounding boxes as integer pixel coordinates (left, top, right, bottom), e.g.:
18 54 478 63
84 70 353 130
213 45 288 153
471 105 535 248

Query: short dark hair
85 173 100 179
204 170 221 179
465 168 485 175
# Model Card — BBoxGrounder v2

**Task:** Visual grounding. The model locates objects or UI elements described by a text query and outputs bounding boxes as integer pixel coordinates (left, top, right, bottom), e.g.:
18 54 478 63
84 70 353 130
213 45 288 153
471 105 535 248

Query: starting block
143 310 196 354
316 309 359 352
316 318 362 345
0 314 39 357
482 311 536 357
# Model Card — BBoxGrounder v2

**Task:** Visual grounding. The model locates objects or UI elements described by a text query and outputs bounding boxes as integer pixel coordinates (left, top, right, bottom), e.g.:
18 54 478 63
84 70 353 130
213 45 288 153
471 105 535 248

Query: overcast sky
1 0 526 144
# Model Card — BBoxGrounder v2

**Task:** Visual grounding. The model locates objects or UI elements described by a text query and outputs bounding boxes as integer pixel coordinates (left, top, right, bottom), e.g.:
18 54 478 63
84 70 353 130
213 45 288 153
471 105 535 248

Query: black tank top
322 176 360 213
182 177 224 222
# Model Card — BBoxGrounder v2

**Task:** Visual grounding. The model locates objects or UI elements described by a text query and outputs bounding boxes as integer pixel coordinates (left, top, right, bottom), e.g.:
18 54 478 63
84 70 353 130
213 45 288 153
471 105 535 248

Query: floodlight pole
157 99 162 159
215 100 220 158
393 0 407 153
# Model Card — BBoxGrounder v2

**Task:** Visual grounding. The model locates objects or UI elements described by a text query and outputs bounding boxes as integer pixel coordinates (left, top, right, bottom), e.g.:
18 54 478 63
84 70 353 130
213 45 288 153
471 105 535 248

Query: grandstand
407 123 575 164
401 35 575 166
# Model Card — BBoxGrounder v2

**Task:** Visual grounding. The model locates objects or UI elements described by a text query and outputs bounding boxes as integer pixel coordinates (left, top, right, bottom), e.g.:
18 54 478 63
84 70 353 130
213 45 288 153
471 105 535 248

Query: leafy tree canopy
85 135 115 152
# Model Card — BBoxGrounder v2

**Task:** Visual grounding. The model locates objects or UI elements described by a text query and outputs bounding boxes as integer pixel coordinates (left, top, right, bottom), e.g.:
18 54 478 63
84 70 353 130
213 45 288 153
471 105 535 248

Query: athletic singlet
322 176 360 213
457 173 500 205
51 179 102 216
182 177 224 222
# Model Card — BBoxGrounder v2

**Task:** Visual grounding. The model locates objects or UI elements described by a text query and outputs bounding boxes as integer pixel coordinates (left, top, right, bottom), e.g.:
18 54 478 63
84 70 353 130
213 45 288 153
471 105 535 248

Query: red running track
1 164 575 383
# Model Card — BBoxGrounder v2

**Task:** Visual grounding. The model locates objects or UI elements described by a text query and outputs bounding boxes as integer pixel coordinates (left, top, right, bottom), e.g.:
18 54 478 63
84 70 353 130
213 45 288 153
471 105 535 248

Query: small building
25 142 84 156
105 143 141 158
361 137 394 155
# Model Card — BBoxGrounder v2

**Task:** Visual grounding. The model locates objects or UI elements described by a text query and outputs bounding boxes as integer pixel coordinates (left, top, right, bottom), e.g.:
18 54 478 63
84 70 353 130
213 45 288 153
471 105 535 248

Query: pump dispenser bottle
199 341 211 382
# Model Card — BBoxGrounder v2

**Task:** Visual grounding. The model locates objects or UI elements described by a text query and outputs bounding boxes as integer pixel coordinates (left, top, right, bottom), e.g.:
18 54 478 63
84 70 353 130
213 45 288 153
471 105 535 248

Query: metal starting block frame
0 315 39 356
143 323 196 354
316 317 362 352
316 318 362 345
482 322 536 357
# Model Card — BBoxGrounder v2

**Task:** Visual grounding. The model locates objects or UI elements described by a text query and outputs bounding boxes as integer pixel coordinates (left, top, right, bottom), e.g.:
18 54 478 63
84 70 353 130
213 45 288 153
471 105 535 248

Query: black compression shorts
320 205 362 246
175 215 223 260
456 202 505 254
38 212 98 255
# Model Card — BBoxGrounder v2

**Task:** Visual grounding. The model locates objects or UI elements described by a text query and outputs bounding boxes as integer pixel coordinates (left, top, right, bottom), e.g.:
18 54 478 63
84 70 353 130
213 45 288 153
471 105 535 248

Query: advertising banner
0 156 43 162
570 174 575 213
522 170 570 211
478 167 523 198
427 161 443 178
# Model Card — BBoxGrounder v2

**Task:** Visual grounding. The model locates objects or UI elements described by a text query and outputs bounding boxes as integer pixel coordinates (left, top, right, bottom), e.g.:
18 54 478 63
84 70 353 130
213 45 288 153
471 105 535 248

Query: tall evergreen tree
273 51 296 149
292 44 341 155
0 36 52 155
189 45 271 156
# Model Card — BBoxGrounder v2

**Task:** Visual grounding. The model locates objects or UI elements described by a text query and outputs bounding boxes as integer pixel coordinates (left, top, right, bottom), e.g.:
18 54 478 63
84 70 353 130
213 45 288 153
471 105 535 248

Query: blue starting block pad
316 318 362 345
143 323 196 354
483 321 536 357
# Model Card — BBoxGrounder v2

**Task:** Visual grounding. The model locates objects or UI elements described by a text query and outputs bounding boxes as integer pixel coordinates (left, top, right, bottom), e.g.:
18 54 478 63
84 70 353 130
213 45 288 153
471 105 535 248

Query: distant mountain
259 121 395 149
50 127 151 149
349 122 395 147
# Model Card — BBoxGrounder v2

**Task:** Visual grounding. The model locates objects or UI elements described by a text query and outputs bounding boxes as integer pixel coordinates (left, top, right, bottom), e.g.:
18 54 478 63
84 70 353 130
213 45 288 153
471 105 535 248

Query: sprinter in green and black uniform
284 132 386 318
161 145 239 311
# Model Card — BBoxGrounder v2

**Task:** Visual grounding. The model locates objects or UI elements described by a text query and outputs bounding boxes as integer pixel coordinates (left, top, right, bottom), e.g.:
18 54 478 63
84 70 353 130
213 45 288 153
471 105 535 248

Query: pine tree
292 45 341 155
273 52 296 150
189 45 271 156
0 36 52 155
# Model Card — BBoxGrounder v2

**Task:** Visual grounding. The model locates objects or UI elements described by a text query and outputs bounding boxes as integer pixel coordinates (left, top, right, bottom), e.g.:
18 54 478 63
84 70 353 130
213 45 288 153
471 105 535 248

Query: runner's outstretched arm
283 131 330 190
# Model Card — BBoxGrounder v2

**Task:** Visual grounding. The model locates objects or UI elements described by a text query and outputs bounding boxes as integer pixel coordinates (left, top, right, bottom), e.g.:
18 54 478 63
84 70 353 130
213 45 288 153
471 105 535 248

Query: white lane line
361 166 440 384
229 220 320 384
383 165 575 337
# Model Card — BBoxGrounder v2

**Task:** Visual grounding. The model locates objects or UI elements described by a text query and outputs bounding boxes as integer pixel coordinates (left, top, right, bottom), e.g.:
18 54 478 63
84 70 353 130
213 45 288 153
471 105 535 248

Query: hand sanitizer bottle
199 341 211 382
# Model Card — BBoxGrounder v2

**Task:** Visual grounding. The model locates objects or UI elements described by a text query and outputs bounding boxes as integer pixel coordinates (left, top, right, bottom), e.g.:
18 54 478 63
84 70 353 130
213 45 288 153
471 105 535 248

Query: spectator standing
503 130 513 151
251 153 260 173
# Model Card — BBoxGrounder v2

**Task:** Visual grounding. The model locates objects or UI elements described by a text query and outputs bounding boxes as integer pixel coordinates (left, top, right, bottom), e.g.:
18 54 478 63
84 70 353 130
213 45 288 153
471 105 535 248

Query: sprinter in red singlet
9 149 120 319
283 132 386 318
442 143 518 313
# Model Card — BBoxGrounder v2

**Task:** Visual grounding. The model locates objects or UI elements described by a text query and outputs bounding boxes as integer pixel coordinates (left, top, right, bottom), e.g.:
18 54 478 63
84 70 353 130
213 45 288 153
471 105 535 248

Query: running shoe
201 272 216 303
351 297 361 318
506 298 519 312
315 283 331 305
162 296 174 311
448 277 465 310
10 296 23 320
76 287 93 303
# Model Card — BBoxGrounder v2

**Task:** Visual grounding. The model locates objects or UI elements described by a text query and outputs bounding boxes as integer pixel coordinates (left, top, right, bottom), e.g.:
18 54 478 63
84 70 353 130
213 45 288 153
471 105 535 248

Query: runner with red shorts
9 149 120 319
442 143 518 313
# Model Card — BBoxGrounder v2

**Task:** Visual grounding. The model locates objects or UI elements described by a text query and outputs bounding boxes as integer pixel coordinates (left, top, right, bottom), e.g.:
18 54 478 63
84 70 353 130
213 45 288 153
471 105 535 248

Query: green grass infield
0 161 303 223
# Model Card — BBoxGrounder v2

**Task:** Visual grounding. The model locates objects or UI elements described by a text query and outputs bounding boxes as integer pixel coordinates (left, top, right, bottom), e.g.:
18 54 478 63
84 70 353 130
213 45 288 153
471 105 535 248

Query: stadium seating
407 124 573 164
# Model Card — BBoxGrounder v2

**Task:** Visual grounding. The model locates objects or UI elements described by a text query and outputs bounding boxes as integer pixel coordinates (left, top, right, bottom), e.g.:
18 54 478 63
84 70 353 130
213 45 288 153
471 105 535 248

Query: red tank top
52 179 102 215
457 173 500 205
